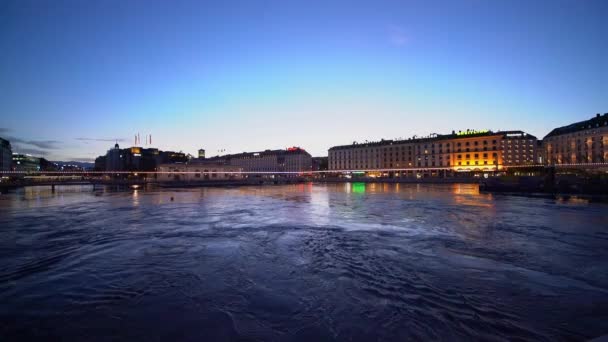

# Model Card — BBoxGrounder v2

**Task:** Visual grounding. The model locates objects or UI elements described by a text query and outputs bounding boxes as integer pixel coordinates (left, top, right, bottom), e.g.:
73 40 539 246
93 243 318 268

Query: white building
157 163 243 182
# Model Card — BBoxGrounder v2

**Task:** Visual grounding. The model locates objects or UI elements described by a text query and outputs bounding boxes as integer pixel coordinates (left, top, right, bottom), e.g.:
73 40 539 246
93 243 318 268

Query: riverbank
479 175 608 196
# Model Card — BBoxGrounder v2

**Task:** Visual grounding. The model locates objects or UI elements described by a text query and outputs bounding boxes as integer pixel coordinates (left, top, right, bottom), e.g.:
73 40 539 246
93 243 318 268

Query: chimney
597 113 601 118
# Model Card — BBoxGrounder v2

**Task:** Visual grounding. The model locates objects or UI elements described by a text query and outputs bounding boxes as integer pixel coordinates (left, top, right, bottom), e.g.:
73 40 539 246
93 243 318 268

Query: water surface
1 183 607 341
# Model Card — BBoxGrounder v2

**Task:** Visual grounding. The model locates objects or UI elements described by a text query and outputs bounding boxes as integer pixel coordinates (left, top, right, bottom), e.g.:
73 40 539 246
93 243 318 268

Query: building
12 154 40 172
198 149 205 159
312 157 328 171
105 143 123 171
39 158 58 171
124 147 160 171
94 155 106 171
157 163 243 182
544 113 608 166
103 143 164 172
0 137 12 172
196 147 312 174
328 129 540 175
499 131 540 166
160 151 188 164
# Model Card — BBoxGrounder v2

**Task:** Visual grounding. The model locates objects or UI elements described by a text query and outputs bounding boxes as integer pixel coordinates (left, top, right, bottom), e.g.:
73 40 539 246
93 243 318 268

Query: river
1 183 607 341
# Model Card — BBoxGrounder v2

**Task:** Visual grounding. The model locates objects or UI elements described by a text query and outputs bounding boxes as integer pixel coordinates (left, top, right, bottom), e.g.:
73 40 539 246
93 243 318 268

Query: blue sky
1 0 606 161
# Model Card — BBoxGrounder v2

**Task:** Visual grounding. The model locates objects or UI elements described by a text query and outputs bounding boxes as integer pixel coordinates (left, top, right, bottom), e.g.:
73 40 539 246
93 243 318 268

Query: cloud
75 137 127 142
12 147 49 156
388 26 409 47
0 128 11 134
6 136 60 149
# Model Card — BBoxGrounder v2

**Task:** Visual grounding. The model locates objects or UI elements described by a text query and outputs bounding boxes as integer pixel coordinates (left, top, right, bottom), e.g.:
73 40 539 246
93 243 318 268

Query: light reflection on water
0 183 607 341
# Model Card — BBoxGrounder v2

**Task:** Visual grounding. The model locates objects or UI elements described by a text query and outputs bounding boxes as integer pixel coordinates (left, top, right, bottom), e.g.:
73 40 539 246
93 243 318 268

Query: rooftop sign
456 129 489 136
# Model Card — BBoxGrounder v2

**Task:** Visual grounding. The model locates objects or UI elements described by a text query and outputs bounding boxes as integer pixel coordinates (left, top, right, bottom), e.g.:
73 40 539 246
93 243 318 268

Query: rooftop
544 113 608 139
328 130 532 151
202 147 311 160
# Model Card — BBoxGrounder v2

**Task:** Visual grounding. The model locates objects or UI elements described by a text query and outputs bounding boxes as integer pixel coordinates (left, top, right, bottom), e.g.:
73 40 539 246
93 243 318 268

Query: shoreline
2 179 607 201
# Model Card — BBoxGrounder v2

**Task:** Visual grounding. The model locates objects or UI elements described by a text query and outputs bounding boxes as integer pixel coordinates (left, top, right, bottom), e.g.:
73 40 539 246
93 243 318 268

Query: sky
0 0 607 161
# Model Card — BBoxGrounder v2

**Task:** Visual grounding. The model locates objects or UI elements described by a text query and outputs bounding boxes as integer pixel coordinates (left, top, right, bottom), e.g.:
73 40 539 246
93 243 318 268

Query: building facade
544 113 608 166
328 130 539 173
199 147 312 173
312 157 328 171
94 155 107 171
105 143 123 171
499 131 540 166
0 137 12 172
157 163 243 182
12 154 41 172
104 144 165 172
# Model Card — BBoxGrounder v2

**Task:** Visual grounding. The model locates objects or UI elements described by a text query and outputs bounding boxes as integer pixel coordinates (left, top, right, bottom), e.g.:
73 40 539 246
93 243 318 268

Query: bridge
0 163 606 189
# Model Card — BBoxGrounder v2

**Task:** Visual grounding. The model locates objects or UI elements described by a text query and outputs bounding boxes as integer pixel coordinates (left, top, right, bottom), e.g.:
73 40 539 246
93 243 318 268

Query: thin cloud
75 137 127 142
388 26 410 47
6 136 60 149
11 147 49 156
0 128 11 134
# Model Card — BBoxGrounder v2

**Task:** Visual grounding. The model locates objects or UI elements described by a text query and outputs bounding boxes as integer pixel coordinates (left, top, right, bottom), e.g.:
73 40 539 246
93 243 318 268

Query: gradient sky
1 0 607 161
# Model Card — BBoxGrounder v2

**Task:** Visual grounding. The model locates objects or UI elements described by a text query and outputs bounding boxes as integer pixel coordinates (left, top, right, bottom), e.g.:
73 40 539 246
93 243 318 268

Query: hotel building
544 113 608 166
328 130 539 174
500 131 542 166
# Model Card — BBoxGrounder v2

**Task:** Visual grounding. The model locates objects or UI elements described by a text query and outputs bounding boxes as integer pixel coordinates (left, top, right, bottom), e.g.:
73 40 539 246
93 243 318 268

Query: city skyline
1 0 607 161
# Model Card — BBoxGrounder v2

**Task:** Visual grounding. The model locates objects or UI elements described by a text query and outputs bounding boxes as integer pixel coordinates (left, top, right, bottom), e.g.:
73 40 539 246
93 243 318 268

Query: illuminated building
160 151 188 164
0 137 12 172
158 163 243 182
12 154 40 172
198 149 205 159
125 147 160 171
328 129 540 174
103 143 164 172
442 131 503 171
198 147 312 173
544 113 608 166
500 131 540 166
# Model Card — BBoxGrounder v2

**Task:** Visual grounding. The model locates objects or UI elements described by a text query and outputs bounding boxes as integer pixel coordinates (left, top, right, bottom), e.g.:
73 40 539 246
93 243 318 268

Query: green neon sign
456 129 489 136
352 182 366 193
